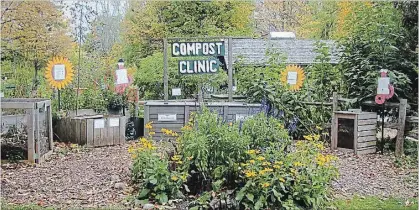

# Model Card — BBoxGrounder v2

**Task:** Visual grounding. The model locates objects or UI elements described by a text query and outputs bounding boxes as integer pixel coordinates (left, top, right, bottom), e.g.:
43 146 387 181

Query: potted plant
107 93 126 115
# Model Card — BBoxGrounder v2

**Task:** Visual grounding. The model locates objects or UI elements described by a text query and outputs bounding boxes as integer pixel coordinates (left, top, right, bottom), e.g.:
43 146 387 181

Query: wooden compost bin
1 98 53 163
331 111 377 155
143 101 261 139
56 115 126 147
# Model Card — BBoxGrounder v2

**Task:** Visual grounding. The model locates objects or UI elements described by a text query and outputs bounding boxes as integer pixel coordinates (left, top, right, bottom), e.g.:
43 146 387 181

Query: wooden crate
56 115 126 147
1 98 53 163
331 111 377 155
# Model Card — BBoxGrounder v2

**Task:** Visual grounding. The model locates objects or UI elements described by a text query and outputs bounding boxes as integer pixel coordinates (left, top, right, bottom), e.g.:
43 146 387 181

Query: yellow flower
187 156 193 161
182 125 192 130
263 168 273 172
313 134 320 141
262 161 271 166
273 165 281 169
171 155 181 161
171 176 178 181
131 154 137 159
246 150 256 155
274 161 283 165
176 161 183 164
172 132 178 137
256 156 265 161
229 122 233 126
181 174 188 182
249 160 255 164
245 171 257 178
296 141 304 147
293 162 303 167
241 163 249 167
303 135 313 141
259 170 266 175
279 178 285 182
145 122 153 129
261 182 270 188
149 131 156 135
161 128 167 133
316 125 322 130
316 143 325 150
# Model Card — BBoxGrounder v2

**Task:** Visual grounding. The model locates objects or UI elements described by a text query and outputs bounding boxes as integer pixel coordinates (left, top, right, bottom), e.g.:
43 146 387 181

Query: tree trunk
31 59 39 97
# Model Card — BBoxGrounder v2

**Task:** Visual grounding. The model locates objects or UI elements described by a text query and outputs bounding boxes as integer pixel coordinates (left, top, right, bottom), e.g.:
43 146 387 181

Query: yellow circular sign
280 65 305 91
45 57 74 90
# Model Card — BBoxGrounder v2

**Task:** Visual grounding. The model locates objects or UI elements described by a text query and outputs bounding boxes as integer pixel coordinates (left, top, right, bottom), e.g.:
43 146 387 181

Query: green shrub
129 130 186 204
129 110 338 209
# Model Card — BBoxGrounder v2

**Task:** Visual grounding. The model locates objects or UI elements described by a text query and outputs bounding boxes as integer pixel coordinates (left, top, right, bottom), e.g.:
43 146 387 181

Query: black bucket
126 117 144 140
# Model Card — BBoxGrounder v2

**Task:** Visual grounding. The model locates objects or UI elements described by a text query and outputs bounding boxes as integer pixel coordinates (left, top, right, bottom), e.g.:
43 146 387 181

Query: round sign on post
280 65 305 91
45 57 74 90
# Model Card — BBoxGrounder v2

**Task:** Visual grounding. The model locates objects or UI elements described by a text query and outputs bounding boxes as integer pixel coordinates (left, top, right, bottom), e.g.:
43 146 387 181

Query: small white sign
94 119 105 128
287 72 298 85
377 77 390 94
232 86 237 91
172 88 181 96
236 114 253 121
115 69 129 85
109 118 120 127
53 64 66 80
158 114 177 121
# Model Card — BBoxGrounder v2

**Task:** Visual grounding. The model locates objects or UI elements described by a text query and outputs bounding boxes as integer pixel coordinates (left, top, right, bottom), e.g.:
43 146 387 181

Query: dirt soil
1 143 417 209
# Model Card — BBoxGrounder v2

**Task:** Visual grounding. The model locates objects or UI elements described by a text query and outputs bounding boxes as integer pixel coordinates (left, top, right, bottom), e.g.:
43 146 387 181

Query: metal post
381 102 385 154
163 38 168 102
228 37 233 102
58 89 61 110
76 7 83 116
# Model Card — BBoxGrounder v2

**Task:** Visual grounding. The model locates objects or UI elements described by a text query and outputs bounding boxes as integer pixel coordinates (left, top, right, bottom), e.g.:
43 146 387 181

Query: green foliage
339 2 417 103
332 196 418 210
241 113 290 148
236 136 338 210
129 138 185 204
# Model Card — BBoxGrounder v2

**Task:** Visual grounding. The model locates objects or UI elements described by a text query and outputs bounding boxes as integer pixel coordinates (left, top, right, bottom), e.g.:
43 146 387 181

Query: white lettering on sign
53 64 66 80
109 118 120 127
158 114 177 121
236 114 250 121
172 42 225 57
94 119 105 128
178 59 220 74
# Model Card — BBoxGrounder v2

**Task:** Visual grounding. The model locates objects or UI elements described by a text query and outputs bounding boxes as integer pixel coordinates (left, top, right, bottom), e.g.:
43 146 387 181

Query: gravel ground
1 143 417 208
1 143 132 208
330 149 418 199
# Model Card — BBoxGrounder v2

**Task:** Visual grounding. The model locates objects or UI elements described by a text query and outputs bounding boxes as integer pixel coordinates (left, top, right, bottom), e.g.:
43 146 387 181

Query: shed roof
227 38 341 66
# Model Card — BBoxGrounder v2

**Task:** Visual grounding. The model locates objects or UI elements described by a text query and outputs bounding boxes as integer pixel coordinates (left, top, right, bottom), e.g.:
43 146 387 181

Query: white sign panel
116 69 129 85
94 119 105 128
53 64 66 80
232 86 237 91
158 114 177 121
287 72 298 85
236 114 253 121
172 88 181 96
377 77 390 94
109 118 120 127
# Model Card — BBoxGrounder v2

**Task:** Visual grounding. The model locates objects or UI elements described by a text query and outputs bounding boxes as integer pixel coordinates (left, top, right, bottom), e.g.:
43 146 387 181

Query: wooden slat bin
56 115 126 147
331 111 377 155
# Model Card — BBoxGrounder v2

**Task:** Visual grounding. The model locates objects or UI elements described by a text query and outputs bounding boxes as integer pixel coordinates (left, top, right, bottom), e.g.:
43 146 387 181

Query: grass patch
333 196 418 210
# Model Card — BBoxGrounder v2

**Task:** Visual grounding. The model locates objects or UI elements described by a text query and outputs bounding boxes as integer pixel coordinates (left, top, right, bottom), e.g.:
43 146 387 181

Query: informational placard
232 86 237 91
115 69 129 85
236 114 254 121
172 88 181 96
94 119 105 129
377 77 390 94
172 41 225 57
53 64 66 80
109 118 120 127
158 114 177 121
287 72 298 85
